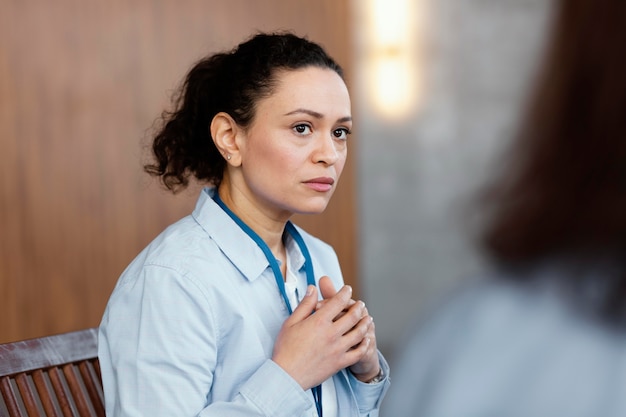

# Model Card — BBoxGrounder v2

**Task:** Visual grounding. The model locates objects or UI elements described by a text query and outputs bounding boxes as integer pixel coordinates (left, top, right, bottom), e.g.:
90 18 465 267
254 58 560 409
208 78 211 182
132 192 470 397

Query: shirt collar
192 187 305 282
285 231 306 274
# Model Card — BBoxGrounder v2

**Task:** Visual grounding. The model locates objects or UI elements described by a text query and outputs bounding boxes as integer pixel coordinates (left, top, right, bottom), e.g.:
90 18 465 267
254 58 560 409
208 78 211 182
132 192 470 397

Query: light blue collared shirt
99 188 389 417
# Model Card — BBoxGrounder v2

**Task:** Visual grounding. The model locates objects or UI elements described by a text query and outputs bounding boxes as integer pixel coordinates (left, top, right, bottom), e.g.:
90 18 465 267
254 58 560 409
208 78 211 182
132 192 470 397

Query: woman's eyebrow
285 109 352 123
285 108 323 118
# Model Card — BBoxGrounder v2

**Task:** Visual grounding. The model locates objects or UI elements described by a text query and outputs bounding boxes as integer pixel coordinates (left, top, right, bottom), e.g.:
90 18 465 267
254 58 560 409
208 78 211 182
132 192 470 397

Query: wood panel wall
0 0 357 343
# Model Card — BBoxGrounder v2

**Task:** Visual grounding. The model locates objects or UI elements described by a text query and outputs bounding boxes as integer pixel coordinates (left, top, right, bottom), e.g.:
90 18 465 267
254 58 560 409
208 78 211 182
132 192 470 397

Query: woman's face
235 66 351 220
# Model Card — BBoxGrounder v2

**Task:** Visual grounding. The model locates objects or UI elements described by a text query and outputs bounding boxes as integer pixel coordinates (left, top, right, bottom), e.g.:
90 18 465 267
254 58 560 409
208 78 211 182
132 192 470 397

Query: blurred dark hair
144 32 344 192
481 1 626 319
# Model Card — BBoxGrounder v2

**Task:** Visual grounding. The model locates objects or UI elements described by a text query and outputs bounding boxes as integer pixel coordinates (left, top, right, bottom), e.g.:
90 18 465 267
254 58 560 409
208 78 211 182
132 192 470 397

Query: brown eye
294 124 312 135
333 128 350 140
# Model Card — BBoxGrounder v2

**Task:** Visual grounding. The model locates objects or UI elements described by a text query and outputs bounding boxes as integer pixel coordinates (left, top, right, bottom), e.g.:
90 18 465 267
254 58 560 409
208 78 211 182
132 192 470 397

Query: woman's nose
313 134 340 165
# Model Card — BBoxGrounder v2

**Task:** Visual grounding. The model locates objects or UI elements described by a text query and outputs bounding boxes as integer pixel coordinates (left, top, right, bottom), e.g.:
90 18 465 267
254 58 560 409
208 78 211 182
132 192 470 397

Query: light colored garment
284 249 338 417
99 187 389 417
382 263 626 417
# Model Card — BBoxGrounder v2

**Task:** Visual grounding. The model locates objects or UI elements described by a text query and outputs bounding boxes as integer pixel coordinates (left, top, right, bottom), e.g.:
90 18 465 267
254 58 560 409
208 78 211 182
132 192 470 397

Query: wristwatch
366 368 385 384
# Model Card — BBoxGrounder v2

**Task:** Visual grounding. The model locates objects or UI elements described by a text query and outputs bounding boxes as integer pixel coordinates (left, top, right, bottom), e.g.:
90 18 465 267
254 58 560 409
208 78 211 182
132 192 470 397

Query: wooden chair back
0 328 104 416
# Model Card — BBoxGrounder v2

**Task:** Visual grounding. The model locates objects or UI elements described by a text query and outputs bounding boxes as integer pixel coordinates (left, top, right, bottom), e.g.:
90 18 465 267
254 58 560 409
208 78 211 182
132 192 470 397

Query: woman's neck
217 184 287 257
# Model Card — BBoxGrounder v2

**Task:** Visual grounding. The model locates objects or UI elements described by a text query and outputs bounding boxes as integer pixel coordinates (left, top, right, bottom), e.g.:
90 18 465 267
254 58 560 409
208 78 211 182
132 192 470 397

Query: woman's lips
304 177 334 192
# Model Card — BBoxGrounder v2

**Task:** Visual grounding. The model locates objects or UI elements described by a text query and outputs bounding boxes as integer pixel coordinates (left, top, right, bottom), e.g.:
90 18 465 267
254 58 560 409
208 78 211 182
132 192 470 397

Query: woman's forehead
262 67 351 113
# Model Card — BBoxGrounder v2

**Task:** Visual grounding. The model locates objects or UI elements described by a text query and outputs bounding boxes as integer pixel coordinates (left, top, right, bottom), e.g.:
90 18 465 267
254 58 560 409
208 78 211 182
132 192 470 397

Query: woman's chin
295 202 330 216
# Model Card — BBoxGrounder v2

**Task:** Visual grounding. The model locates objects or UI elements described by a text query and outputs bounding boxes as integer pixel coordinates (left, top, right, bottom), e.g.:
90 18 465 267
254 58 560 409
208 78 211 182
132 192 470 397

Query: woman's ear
210 112 242 166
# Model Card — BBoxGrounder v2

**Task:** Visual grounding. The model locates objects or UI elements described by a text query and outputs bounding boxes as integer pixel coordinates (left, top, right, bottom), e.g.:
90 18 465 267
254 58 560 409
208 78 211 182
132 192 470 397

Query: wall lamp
354 0 423 121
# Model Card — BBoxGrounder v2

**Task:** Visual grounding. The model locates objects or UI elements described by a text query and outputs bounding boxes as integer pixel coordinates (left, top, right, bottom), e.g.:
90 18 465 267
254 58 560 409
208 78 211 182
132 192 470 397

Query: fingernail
306 285 314 296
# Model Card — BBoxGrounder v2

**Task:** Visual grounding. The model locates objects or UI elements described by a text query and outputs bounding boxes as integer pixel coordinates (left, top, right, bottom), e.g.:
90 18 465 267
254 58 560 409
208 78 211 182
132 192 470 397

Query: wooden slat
62 363 93 416
32 369 61 417
47 367 75 417
93 359 101 383
78 361 105 417
14 373 40 415
0 376 24 417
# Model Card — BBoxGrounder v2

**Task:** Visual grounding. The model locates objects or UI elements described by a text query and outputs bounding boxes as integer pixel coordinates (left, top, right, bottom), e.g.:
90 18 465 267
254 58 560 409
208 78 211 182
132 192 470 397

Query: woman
383 0 626 416
98 33 389 416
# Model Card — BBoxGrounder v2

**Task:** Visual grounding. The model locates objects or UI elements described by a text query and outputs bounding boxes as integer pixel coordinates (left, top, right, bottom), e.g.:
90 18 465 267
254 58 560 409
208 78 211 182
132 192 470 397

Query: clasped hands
272 276 380 390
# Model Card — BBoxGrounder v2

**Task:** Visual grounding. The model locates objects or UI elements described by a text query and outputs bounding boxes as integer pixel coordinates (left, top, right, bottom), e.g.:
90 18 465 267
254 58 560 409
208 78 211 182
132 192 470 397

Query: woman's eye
294 124 312 135
333 128 351 140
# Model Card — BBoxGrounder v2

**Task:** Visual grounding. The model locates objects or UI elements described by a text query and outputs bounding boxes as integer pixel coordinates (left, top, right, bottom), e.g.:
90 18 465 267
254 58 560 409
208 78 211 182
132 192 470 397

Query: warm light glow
370 0 414 47
371 56 416 116
356 0 423 120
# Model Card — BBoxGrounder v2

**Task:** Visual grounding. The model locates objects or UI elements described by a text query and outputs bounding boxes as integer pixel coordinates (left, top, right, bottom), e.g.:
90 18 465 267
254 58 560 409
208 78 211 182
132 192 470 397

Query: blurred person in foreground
383 0 626 416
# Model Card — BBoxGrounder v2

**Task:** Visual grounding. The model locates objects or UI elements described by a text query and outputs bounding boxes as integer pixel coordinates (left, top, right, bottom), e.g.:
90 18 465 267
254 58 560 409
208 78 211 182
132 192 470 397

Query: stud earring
227 154 231 160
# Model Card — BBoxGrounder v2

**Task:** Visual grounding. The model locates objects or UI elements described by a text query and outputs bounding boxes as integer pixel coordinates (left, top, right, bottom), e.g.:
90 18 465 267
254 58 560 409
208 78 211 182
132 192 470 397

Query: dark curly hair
143 32 344 192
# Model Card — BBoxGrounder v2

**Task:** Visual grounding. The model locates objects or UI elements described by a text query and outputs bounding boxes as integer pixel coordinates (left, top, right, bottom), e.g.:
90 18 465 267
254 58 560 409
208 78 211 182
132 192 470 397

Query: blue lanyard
213 193 323 417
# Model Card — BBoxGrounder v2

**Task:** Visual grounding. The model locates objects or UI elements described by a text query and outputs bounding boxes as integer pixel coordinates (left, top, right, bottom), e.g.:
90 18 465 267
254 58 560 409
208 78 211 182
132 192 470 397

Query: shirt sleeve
98 265 313 417
345 351 391 416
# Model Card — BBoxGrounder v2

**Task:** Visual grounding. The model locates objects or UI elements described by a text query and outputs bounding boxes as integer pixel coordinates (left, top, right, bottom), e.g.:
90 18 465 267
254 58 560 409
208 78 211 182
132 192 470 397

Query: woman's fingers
287 285 318 322
314 284 354 322
318 276 338 299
